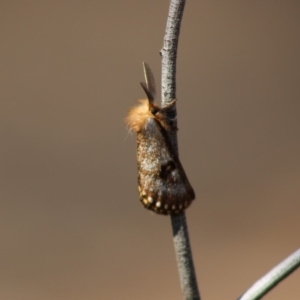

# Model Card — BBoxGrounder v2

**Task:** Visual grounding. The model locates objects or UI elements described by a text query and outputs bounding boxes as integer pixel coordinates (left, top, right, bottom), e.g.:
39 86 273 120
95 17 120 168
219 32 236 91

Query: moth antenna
140 82 154 103
142 62 156 102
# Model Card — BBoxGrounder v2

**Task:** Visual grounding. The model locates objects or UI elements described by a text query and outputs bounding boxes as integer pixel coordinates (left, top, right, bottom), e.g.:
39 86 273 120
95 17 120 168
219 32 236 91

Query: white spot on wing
148 196 153 203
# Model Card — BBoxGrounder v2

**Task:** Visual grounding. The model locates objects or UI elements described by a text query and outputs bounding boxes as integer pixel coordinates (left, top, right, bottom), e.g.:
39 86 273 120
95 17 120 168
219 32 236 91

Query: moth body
126 63 195 215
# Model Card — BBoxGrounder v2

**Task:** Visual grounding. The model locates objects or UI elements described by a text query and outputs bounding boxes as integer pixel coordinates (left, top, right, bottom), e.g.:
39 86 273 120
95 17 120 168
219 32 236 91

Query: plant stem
238 248 300 300
161 1 200 299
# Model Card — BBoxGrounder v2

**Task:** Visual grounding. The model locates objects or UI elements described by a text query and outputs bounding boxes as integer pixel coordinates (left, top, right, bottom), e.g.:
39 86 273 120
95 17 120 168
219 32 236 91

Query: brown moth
126 62 195 215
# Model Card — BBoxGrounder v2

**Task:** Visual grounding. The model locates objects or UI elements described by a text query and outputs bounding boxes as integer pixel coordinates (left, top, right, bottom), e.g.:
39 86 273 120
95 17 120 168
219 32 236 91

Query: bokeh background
1 1 300 299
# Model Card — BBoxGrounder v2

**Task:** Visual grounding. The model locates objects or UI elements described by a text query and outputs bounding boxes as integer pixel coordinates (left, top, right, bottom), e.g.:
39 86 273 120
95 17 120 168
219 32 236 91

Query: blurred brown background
1 1 300 299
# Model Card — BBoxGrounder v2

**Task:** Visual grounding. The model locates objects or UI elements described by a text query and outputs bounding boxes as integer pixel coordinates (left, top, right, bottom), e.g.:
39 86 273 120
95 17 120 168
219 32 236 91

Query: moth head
125 99 162 133
126 91 176 133
125 64 176 133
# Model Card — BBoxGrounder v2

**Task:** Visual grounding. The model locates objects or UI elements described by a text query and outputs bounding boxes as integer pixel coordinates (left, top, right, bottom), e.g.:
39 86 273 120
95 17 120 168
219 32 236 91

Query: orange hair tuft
126 99 154 132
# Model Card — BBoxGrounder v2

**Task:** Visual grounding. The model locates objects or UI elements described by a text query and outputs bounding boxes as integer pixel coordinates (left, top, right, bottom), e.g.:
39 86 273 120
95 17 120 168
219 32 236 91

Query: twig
237 248 300 300
171 213 200 300
160 1 201 299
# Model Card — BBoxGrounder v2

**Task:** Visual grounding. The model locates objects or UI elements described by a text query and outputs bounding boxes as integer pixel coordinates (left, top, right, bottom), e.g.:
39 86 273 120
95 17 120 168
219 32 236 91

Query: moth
126 62 195 215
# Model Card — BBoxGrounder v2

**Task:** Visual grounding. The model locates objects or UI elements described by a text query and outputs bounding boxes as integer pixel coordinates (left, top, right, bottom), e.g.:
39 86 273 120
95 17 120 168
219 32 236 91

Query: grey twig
171 213 200 300
237 248 300 300
160 1 200 299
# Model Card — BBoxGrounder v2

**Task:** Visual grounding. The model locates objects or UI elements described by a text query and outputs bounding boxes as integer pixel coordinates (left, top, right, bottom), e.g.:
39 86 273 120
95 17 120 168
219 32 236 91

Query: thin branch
171 213 200 300
237 248 300 300
161 1 201 299
161 0 184 106
161 0 186 153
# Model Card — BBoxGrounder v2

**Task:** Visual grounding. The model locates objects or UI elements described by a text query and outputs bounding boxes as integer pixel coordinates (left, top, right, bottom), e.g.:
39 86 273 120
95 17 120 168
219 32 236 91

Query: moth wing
137 120 195 215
